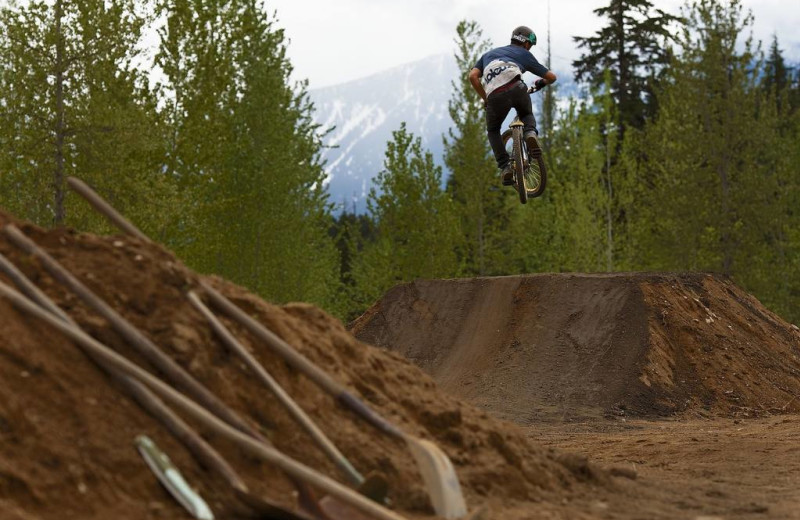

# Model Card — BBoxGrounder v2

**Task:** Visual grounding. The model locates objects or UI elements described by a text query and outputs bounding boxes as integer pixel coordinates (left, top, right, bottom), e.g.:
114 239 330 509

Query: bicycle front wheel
504 129 547 200
524 148 547 199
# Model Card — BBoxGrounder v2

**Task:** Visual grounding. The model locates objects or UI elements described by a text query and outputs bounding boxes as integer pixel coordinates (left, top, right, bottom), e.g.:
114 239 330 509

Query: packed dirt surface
351 274 800 423
530 415 800 519
351 274 800 518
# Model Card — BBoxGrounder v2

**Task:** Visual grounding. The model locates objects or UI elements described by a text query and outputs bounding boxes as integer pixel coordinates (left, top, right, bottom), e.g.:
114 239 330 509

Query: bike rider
469 26 557 186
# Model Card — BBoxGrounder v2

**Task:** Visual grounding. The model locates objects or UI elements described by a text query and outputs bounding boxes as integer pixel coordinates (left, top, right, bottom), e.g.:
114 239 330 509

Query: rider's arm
542 70 557 84
534 70 558 90
523 52 557 86
468 68 487 105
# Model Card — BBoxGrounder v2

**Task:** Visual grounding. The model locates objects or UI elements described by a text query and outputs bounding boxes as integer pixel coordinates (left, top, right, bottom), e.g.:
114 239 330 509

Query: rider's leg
510 84 538 136
485 93 513 168
510 85 542 154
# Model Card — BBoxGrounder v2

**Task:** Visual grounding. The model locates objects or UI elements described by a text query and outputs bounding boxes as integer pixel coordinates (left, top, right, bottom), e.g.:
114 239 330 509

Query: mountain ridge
310 53 456 211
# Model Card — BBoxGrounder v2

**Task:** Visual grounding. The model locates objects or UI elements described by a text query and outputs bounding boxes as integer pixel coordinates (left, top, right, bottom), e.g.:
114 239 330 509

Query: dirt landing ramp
350 273 800 423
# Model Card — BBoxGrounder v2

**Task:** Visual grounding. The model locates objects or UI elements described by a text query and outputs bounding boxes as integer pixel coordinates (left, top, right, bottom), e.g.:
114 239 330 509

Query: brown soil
352 273 800 519
529 415 800 519
0 211 609 520
351 274 800 422
3 207 800 520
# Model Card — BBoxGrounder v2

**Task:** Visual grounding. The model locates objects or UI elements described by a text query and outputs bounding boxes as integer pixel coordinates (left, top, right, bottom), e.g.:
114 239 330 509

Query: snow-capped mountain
310 53 576 211
310 53 457 211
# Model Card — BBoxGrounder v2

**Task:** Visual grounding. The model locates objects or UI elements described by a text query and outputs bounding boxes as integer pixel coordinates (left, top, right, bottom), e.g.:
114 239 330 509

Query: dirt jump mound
350 273 800 424
0 210 630 520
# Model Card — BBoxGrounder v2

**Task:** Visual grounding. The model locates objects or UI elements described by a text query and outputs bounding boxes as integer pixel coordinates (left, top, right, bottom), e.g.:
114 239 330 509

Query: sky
266 0 800 90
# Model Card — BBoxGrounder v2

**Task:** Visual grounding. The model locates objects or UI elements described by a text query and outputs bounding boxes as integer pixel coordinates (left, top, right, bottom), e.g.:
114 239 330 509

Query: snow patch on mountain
310 53 457 211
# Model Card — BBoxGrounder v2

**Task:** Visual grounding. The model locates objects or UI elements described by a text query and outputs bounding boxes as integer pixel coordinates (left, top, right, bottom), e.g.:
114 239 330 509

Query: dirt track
352 273 800 518
531 415 800 519
351 273 800 422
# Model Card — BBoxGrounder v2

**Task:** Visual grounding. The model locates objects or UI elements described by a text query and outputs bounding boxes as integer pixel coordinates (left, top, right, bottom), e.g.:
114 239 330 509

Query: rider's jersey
473 45 550 96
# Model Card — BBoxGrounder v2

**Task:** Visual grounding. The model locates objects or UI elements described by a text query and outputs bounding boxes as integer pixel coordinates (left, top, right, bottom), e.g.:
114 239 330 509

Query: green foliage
0 0 173 234
763 36 790 96
625 0 800 321
573 0 682 136
348 123 461 316
155 0 341 312
549 100 612 271
330 211 376 288
762 35 800 117
445 20 515 276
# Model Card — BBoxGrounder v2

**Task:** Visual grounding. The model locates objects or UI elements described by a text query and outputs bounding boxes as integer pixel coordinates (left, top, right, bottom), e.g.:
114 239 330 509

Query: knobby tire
510 126 527 204
502 128 547 203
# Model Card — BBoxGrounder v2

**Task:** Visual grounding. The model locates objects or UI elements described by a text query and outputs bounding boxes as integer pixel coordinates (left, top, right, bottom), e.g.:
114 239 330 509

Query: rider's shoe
501 164 514 186
525 130 543 158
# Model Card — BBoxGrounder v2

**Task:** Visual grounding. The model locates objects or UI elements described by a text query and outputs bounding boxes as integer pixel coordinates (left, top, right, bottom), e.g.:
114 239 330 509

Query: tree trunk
477 214 485 276
605 127 614 271
53 0 66 226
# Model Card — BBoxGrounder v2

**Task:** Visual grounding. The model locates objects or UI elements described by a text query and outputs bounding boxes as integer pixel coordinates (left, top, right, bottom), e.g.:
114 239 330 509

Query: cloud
269 0 800 89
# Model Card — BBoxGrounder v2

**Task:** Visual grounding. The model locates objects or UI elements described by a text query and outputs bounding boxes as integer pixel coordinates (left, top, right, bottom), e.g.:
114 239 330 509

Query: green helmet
511 26 537 46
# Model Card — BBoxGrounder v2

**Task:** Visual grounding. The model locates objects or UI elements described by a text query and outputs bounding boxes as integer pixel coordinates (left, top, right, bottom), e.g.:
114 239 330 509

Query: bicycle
500 84 547 204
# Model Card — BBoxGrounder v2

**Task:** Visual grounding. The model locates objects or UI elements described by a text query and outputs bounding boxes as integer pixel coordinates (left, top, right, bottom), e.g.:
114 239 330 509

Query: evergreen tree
763 36 788 92
791 68 800 112
155 0 341 311
540 8 556 157
761 36 800 116
0 0 171 233
515 97 612 273
573 0 681 137
330 211 376 290
444 20 515 276
628 0 799 319
349 124 461 315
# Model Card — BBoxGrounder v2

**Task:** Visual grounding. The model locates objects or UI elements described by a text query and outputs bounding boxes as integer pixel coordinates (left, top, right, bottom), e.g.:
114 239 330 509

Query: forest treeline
1 0 799 324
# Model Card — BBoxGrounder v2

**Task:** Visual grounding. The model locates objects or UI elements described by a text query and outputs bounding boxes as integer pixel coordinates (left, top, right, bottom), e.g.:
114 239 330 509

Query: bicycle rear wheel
509 126 527 204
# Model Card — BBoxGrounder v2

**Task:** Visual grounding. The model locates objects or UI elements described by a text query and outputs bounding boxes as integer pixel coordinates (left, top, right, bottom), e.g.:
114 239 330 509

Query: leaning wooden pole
187 291 364 487
64 176 467 519
0 281 409 520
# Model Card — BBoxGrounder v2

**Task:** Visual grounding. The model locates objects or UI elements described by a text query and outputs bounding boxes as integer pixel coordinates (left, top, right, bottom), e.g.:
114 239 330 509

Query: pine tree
540 3 556 157
349 124 461 314
628 0 800 319
791 68 800 113
519 98 611 273
444 20 515 276
573 0 681 138
330 210 376 293
155 0 341 311
763 36 789 96
0 0 171 232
